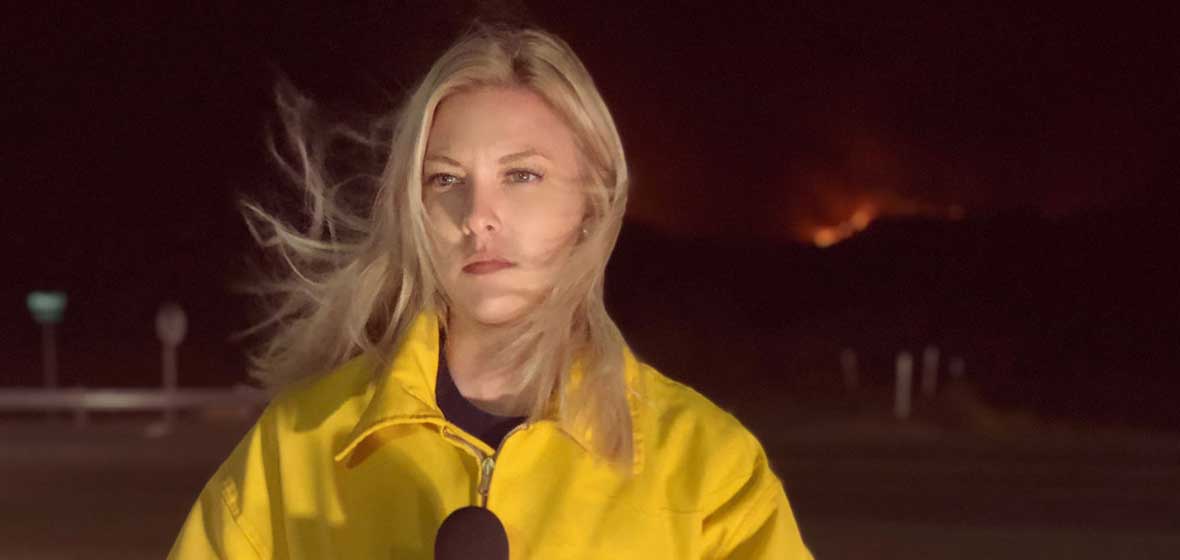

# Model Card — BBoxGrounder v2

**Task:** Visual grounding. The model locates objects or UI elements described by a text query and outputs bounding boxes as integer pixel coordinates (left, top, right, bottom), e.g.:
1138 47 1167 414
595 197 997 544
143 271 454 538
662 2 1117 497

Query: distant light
27 291 67 325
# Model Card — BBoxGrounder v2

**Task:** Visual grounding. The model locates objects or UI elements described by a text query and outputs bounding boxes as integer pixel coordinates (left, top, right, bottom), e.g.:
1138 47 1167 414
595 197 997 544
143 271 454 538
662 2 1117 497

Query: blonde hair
241 24 634 464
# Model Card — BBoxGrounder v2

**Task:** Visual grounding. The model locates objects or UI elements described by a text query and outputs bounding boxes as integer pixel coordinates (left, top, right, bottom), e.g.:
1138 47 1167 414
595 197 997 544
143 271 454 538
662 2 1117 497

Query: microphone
433 506 509 560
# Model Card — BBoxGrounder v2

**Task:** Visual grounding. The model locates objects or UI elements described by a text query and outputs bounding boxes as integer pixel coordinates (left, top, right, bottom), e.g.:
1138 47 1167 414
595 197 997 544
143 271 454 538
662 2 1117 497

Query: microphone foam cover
433 506 509 560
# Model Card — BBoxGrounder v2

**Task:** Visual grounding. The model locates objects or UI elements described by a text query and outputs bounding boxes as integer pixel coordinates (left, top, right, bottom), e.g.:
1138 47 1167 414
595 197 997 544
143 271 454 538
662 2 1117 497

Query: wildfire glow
799 197 964 248
781 126 967 248
810 206 878 247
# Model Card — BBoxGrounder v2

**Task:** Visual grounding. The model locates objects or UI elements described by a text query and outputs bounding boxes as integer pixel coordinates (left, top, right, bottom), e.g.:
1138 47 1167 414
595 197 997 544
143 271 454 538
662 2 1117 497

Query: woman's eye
507 169 542 183
427 173 462 188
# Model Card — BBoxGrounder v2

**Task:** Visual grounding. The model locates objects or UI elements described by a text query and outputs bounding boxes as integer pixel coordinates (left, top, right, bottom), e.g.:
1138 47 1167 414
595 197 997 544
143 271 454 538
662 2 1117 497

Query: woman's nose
462 175 502 236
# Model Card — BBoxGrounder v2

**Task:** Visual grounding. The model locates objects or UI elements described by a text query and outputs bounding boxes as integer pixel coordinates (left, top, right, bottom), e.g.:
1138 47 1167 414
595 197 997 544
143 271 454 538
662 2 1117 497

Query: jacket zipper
477 423 528 507
443 422 528 508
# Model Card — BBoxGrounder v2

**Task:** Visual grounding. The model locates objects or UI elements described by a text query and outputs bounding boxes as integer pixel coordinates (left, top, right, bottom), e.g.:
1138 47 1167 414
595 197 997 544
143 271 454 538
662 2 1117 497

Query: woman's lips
462 260 514 274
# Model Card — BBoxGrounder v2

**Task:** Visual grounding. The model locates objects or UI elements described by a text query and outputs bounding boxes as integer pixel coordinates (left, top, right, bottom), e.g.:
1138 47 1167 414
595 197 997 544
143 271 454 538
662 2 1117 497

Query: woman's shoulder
630 363 810 558
636 362 756 439
632 361 771 482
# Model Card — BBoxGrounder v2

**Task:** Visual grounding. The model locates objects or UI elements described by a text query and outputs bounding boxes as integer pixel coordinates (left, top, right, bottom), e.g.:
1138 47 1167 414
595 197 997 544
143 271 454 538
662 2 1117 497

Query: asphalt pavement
2 413 1177 559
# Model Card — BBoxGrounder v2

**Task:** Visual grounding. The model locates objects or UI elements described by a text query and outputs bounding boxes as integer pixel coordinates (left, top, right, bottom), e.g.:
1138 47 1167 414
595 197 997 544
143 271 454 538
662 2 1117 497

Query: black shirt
436 331 527 450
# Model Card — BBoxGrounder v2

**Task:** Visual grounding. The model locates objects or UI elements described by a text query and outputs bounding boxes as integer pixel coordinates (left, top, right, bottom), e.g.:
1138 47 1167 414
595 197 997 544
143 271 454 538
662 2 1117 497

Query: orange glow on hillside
796 194 964 248
778 123 970 247
810 205 878 247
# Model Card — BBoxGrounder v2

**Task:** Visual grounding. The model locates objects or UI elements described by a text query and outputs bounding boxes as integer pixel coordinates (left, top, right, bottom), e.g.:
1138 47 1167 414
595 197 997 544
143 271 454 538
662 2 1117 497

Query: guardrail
0 386 271 434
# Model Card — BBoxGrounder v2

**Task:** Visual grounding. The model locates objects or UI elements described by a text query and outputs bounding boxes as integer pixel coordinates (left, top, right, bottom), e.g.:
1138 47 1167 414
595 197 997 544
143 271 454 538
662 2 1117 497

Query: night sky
4 3 1177 418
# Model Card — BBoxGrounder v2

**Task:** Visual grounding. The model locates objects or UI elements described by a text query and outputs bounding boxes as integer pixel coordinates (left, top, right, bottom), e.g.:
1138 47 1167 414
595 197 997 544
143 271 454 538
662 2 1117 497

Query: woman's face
423 87 587 328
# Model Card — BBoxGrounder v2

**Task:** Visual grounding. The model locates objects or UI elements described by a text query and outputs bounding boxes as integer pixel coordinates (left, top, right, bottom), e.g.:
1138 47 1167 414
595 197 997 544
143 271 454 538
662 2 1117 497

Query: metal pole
42 323 58 390
162 344 178 426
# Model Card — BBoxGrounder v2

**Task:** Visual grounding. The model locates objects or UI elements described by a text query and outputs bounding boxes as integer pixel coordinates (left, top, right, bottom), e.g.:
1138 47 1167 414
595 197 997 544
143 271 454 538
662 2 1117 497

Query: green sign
27 291 67 324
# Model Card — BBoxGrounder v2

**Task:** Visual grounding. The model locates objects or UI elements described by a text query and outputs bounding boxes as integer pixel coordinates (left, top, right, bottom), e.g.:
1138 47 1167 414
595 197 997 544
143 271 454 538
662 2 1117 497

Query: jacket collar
333 310 645 473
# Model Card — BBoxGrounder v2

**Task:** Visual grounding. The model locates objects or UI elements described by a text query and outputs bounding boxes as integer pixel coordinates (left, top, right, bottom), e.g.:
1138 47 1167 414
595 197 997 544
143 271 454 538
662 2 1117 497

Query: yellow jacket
169 312 812 559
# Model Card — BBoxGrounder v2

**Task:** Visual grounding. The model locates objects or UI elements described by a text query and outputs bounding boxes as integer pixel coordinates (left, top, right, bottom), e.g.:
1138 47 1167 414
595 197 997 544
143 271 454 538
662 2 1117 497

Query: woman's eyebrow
423 154 463 167
498 149 550 165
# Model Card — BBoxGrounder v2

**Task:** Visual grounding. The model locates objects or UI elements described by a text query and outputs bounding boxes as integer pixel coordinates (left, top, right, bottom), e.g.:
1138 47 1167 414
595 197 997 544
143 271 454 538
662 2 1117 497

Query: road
765 420 1180 558
2 414 1177 558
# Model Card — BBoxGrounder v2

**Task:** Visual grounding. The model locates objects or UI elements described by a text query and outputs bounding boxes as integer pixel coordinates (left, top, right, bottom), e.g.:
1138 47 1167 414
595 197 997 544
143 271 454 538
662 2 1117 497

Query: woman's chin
459 297 535 328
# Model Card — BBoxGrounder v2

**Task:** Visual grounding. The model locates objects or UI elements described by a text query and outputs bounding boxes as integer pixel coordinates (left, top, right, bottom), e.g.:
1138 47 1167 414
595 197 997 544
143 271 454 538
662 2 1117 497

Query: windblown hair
241 24 634 464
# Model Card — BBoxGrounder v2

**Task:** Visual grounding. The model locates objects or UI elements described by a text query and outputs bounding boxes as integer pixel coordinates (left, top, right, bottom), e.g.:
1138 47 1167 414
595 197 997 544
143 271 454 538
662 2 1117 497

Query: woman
170 24 812 559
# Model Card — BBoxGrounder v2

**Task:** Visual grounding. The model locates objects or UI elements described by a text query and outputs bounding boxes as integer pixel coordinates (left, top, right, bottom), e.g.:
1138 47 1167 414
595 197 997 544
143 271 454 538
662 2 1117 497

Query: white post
894 351 913 420
921 345 940 397
949 356 965 380
840 348 859 392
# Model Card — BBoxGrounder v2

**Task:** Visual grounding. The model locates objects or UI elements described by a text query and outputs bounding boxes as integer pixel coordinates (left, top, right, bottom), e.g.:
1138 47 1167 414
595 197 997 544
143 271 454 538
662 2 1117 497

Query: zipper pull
478 456 495 502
